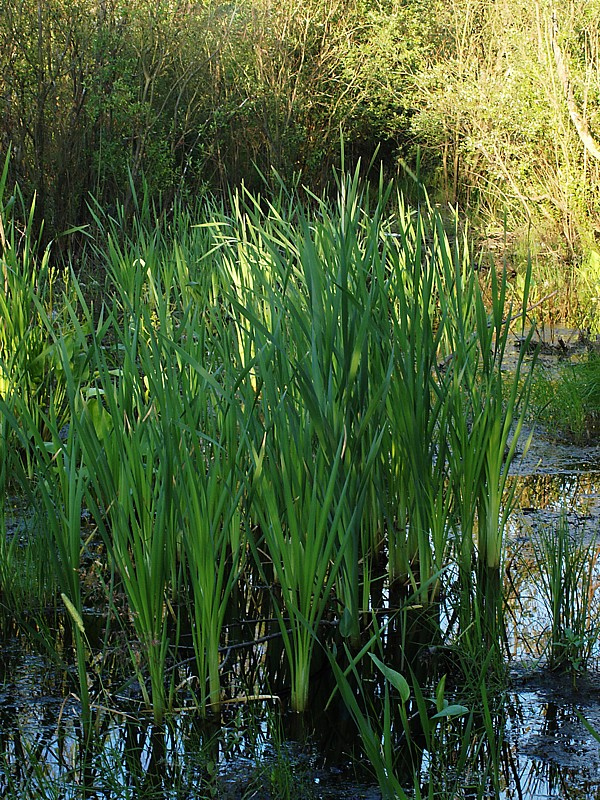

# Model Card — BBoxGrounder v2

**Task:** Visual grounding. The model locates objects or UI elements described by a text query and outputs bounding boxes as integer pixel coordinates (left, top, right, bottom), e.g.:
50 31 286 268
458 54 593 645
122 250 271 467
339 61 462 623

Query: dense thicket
2 0 600 302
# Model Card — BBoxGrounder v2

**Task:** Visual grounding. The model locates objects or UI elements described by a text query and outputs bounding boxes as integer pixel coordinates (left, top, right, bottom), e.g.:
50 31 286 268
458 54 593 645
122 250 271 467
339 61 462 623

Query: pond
501 427 600 799
1 425 600 800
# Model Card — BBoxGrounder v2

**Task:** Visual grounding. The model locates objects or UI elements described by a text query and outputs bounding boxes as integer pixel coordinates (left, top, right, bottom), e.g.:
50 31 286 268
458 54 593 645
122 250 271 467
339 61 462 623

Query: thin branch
552 11 600 161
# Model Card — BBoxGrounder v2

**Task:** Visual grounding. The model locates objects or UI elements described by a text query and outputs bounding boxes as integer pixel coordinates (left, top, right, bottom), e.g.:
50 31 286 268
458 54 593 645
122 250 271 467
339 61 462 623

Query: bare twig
552 11 600 161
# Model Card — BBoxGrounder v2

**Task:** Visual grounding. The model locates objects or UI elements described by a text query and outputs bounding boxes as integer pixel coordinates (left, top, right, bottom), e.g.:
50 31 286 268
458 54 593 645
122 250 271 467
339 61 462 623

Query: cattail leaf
61 593 85 636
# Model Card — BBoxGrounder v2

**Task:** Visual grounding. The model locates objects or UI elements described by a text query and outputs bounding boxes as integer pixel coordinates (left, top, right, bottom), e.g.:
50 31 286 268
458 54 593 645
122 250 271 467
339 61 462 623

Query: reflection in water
503 463 600 797
503 757 598 800
502 692 600 799
0 708 258 798
506 470 600 666
3 463 600 797
510 471 600 522
0 709 377 799
0 638 365 800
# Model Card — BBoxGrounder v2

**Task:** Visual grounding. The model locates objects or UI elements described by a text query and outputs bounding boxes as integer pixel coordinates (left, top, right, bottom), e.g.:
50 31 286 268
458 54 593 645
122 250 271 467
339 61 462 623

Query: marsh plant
532 515 600 676
0 164 539 797
0 153 86 542
530 352 600 441
328 629 502 800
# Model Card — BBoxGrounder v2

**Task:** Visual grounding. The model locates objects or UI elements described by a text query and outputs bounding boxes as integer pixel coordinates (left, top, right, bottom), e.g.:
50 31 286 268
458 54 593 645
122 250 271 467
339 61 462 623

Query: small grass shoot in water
532 515 600 679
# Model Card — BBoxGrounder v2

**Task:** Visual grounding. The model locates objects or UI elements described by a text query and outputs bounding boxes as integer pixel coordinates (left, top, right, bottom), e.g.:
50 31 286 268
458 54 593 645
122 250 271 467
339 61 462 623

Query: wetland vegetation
3 1 600 798
2 151 598 799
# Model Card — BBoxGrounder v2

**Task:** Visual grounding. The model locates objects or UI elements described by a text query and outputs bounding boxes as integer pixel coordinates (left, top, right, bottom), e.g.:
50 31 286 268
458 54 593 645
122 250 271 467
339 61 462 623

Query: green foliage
328 632 497 799
530 351 600 441
0 164 539 795
532 515 599 678
0 151 88 621
0 154 80 435
2 0 600 319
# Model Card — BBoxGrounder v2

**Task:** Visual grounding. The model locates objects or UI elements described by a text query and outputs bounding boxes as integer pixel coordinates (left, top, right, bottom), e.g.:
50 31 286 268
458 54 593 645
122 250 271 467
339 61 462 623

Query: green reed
0 153 84 524
0 355 94 740
72 267 192 722
0 164 96 737
174 364 248 716
471 265 533 577
251 405 352 713
80 218 252 720
0 160 542 797
207 170 537 677
289 172 392 646
383 198 453 608
83 333 180 721
217 170 392 650
533 515 599 676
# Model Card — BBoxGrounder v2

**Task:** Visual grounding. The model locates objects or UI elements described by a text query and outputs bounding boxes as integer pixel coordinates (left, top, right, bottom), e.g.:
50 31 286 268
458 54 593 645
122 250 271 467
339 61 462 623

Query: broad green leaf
431 704 469 720
369 653 410 702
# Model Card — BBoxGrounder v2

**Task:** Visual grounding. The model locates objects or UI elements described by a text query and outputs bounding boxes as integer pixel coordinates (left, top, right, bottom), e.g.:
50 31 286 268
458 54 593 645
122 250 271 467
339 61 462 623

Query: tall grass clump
213 171 392 655
71 235 250 720
206 166 538 693
209 177 386 705
382 198 454 636
0 153 84 534
1 184 248 726
251 406 353 713
368 190 537 669
532 515 600 677
0 155 95 738
0 156 542 798
437 223 536 663
172 338 249 716
288 172 392 646
1 394 94 740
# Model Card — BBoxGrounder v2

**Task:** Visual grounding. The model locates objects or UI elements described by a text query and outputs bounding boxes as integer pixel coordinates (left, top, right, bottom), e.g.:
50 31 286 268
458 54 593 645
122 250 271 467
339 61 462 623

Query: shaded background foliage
3 0 600 305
